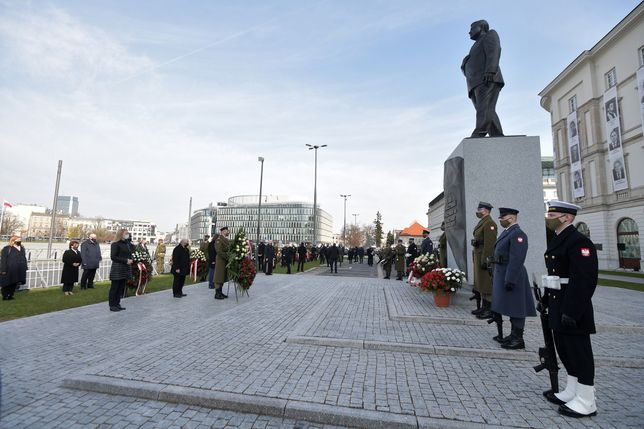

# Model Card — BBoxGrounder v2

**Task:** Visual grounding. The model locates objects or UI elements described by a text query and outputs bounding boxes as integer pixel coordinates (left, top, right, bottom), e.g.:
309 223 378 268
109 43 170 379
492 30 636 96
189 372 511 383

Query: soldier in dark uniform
542 200 598 418
406 239 418 267
420 229 433 255
381 245 393 279
438 222 447 268
258 241 265 272
394 239 406 280
490 208 536 349
472 202 497 317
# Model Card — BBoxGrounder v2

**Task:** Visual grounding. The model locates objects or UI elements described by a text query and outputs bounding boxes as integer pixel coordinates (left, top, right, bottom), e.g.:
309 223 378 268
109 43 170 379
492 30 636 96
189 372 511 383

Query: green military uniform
214 235 229 285
155 242 166 274
439 233 447 268
382 246 393 279
472 205 497 318
394 242 406 280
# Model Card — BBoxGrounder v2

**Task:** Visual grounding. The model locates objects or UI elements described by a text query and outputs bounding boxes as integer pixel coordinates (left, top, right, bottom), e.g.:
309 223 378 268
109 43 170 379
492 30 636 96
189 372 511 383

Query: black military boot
476 300 493 319
471 291 483 315
214 287 225 300
491 313 504 343
501 327 525 350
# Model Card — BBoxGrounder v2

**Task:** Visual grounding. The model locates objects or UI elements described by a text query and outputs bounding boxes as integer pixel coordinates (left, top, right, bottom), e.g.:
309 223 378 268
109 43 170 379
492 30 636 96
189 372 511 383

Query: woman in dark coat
108 229 133 312
61 240 82 295
1 234 28 300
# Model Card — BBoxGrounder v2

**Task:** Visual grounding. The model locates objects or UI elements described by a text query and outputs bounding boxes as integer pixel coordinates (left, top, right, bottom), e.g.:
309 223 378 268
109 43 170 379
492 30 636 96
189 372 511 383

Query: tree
363 224 375 247
386 231 394 246
91 227 114 243
373 211 383 247
343 224 365 247
0 213 24 236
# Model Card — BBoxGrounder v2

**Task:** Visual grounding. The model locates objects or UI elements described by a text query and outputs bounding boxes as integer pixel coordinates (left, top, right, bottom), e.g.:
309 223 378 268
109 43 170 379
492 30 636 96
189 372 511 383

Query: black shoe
110 306 121 312
558 404 597 418
117 305 126 310
181 293 187 297
174 295 183 298
7 296 15 300
384 276 390 279
221 292 228 298
208 285 215 289
2 296 7 300
476 309 493 319
214 294 224 300
501 328 525 350
493 334 512 344
87 285 94 289
471 307 484 315
544 390 566 406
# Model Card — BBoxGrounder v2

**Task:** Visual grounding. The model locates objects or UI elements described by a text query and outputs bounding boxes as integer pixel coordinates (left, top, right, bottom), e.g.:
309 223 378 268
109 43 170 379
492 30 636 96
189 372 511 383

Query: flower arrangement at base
227 227 257 293
407 253 438 285
128 249 153 295
189 249 208 282
419 267 466 295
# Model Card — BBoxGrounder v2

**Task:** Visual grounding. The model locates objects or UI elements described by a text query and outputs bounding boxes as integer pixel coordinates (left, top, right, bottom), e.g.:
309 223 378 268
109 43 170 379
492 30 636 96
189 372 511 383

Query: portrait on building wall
570 144 580 164
569 120 577 138
609 127 621 150
573 170 583 189
605 98 618 121
612 159 625 181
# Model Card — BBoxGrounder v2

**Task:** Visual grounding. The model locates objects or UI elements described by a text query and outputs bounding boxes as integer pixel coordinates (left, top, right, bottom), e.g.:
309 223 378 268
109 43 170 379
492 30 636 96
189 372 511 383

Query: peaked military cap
478 201 493 210
422 229 430 234
498 207 519 217
547 200 580 215
219 226 229 231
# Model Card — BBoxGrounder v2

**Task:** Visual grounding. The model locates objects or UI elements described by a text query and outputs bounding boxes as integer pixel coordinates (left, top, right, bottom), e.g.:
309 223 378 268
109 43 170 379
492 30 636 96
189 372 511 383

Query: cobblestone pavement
1 270 643 428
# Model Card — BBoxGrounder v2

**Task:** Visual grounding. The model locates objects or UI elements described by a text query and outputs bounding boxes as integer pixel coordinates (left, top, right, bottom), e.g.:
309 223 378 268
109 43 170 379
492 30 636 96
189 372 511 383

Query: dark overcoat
472 215 497 294
214 235 230 284
491 224 536 318
80 239 102 269
394 244 405 272
171 245 190 276
420 236 433 254
462 29 504 95
61 249 82 284
544 225 598 334
109 240 133 281
0 245 28 287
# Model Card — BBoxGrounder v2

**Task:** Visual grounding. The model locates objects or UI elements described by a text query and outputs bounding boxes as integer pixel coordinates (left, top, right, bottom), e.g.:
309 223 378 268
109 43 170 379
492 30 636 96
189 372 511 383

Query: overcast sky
1 0 640 233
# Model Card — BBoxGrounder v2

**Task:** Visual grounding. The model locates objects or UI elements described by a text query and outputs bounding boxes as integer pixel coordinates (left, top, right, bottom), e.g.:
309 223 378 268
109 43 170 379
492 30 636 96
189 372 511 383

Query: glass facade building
215 195 333 244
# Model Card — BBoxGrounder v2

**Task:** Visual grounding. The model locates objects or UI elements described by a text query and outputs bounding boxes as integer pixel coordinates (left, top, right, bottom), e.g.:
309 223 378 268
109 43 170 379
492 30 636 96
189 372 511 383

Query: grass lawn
598 269 644 278
271 260 320 274
0 274 181 322
598 277 644 292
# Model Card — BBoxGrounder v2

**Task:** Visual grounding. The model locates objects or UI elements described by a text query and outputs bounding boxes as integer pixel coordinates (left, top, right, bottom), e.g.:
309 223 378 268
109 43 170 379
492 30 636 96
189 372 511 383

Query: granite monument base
444 136 546 283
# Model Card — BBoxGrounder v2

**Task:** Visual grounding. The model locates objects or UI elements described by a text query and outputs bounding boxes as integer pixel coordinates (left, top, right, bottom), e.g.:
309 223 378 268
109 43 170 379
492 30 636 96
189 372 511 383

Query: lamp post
256 157 265 269
306 144 327 244
340 194 350 245
352 213 360 225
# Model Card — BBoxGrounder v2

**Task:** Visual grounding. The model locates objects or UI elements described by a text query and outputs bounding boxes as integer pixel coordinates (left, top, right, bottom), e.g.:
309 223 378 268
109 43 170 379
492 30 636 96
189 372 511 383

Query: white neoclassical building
538 3 644 270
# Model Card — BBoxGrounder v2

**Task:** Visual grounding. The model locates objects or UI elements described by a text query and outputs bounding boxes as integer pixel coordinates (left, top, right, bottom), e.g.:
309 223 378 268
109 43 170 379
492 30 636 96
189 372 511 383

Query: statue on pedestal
461 20 505 138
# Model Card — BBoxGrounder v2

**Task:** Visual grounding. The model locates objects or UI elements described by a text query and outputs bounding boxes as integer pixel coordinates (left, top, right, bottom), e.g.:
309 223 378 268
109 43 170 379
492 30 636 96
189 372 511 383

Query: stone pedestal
443 136 546 283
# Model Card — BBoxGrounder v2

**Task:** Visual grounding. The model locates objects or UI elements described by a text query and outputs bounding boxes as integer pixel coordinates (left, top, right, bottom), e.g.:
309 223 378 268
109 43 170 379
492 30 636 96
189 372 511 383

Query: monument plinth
443 136 546 283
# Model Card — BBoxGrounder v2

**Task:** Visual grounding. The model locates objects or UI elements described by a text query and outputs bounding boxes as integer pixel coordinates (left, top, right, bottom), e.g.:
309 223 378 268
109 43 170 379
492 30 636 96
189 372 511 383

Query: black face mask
15 241 22 246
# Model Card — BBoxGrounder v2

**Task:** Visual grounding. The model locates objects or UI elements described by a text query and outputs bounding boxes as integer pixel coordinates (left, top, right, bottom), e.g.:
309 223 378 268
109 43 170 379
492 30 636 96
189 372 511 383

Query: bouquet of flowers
128 249 153 295
419 267 466 294
190 248 208 281
407 253 438 278
227 227 257 293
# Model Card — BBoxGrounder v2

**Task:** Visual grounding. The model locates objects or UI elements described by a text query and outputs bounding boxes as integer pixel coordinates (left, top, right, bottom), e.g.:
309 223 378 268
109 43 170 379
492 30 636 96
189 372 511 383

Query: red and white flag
2 201 12 208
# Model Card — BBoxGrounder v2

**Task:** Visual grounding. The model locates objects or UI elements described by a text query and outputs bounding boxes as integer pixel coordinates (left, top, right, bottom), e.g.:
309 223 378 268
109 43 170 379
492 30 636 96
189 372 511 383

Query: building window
576 222 590 238
568 95 577 113
605 68 617 89
639 45 644 66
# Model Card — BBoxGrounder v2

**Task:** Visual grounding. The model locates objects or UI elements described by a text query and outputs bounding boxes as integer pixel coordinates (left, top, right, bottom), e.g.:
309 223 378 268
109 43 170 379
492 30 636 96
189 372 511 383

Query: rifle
532 273 559 395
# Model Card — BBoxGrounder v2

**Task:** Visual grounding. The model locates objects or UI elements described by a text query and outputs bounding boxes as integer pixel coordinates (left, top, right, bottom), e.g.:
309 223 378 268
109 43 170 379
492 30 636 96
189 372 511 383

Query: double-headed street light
340 194 351 245
352 213 360 225
306 144 327 244
256 156 265 269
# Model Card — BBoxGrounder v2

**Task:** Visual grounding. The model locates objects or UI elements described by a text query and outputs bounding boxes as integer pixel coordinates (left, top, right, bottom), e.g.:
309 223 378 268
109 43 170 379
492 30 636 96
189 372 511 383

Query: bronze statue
461 20 504 138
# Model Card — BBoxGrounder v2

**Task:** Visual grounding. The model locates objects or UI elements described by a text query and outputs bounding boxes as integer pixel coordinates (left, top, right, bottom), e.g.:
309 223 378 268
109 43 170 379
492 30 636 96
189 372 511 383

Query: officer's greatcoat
394 244 405 273
491 224 536 318
472 215 497 294
544 225 597 334
214 235 230 285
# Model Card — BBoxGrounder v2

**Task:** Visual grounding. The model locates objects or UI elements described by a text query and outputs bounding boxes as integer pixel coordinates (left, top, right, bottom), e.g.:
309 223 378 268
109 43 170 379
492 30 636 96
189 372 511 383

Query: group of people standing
468 199 598 418
381 228 437 280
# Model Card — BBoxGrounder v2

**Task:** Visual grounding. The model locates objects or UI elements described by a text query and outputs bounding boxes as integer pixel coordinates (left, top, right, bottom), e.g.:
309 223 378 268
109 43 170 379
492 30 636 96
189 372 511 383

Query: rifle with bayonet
532 273 559 395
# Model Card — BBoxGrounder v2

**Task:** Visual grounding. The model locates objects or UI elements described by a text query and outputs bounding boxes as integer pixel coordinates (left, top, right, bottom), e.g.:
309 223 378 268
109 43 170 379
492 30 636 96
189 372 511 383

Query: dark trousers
297 259 305 272
554 332 594 385
62 282 75 292
1 283 18 299
265 258 273 275
470 83 503 137
286 262 291 274
80 268 97 289
329 259 337 273
172 274 186 296
108 279 126 307
258 256 264 272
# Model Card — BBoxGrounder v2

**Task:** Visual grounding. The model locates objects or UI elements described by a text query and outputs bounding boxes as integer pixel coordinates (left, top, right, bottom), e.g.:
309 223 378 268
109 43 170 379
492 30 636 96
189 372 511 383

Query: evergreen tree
374 211 383 247
386 231 394 246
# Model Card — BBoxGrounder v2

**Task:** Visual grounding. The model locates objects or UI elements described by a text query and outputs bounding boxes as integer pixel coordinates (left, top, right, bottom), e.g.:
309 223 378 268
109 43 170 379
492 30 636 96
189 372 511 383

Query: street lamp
352 213 360 225
340 194 351 245
306 144 327 244
256 156 265 269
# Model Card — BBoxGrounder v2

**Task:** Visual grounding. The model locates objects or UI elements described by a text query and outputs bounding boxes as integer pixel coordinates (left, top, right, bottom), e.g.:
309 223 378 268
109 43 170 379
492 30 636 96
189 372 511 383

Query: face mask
545 216 565 231
499 219 511 228
123 234 130 240
475 212 483 219
15 241 22 246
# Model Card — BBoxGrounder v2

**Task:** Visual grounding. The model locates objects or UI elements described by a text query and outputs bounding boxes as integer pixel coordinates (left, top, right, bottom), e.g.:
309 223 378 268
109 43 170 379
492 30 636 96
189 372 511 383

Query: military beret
498 207 519 217
478 201 493 210
547 200 580 215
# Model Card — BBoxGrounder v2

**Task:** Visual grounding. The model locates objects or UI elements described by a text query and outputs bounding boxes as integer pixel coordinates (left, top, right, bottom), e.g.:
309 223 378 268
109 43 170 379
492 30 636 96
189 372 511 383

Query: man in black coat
171 239 190 298
258 241 265 272
207 234 218 289
1 235 28 300
358 247 365 264
297 243 307 272
406 239 418 267
264 241 275 275
327 243 339 273
461 19 504 137
420 229 434 255
542 200 598 418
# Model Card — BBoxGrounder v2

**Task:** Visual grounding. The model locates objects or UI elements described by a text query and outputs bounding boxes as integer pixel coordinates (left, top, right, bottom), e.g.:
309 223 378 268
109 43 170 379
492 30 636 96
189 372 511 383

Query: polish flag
3 201 13 208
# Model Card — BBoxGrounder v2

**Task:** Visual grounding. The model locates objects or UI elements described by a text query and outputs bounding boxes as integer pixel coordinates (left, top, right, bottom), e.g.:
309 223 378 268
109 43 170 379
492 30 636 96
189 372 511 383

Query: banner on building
603 86 628 192
637 67 644 136
566 110 584 198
